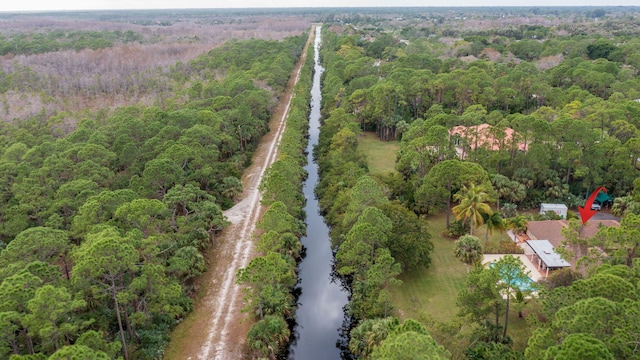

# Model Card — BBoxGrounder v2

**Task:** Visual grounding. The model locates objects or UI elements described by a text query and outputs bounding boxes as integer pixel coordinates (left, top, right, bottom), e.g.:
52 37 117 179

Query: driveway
570 209 620 222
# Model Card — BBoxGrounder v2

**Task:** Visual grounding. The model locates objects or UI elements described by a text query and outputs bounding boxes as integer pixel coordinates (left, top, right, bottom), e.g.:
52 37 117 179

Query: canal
288 26 350 359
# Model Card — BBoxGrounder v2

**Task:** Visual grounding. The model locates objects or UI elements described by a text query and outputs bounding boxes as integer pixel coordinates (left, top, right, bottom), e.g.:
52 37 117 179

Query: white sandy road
167 28 314 360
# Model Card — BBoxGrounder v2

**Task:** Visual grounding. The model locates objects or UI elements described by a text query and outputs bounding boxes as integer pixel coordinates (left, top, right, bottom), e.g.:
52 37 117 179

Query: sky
1 0 638 12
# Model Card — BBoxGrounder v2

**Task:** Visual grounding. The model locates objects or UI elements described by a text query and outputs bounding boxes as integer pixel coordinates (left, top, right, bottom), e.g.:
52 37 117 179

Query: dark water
288 27 350 360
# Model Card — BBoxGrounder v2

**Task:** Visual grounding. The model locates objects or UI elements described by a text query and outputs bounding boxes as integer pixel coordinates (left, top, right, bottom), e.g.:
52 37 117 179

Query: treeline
236 38 314 359
0 36 303 116
322 21 640 210
0 13 312 123
315 27 440 356
0 30 142 56
0 35 306 359
316 14 640 359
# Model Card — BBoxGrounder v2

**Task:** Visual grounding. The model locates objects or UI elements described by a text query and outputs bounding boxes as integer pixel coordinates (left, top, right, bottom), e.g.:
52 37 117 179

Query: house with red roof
449 123 528 159
523 219 620 272
526 219 620 249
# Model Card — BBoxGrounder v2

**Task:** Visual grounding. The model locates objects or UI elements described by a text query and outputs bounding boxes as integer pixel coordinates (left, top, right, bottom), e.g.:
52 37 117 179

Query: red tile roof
527 220 567 248
527 219 620 248
450 124 528 152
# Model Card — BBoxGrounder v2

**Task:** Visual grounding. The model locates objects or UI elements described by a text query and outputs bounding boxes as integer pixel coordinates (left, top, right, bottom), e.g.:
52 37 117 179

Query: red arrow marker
578 186 607 224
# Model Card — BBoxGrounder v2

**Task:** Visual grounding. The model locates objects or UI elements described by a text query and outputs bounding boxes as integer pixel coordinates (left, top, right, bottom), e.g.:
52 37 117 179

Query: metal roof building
525 240 571 277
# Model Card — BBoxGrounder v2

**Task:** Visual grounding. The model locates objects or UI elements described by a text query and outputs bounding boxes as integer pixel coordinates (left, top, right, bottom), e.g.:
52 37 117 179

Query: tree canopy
0 33 307 359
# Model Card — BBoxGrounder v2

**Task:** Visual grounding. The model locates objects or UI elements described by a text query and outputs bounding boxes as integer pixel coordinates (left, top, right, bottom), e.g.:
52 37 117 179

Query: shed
539 203 568 219
525 240 571 277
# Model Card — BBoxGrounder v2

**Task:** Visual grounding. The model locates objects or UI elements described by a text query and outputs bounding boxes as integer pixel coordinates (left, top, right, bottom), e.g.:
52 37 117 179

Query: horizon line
2 5 639 13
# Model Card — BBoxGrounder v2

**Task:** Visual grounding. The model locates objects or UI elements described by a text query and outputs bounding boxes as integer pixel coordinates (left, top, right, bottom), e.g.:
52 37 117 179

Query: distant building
449 124 527 159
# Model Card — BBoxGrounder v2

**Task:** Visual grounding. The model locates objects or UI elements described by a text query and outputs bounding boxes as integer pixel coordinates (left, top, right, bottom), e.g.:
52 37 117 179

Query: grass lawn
390 212 468 323
357 131 398 175
358 133 538 353
390 214 538 352
507 301 540 351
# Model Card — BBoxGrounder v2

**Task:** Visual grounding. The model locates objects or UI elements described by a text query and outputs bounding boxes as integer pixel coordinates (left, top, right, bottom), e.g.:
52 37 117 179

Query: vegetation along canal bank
167 27 315 360
312 8 640 359
3 7 640 360
288 25 351 360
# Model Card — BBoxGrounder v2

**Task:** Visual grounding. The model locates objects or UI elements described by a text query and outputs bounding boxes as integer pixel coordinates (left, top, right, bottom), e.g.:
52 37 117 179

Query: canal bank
288 26 351 360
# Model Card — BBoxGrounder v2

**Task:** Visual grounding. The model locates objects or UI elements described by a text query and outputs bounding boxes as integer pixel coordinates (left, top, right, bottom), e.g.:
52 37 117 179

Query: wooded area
3 6 640 360
314 6 640 360
0 10 311 122
0 9 309 359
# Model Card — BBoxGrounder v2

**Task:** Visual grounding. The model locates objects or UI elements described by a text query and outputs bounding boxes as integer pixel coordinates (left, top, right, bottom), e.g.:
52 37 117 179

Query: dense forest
314 7 640 360
3 6 640 360
236 40 315 359
0 9 308 357
0 10 310 121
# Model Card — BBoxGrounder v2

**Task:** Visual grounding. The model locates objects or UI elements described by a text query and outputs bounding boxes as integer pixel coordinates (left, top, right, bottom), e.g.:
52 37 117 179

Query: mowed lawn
359 133 537 349
357 132 467 322
358 132 398 175
391 212 468 323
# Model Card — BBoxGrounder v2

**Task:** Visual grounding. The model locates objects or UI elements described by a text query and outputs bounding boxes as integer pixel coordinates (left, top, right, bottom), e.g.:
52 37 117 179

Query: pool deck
482 254 544 282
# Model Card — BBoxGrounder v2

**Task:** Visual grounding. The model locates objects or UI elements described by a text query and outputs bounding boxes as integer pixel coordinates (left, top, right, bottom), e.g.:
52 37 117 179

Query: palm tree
500 203 518 218
491 174 512 211
452 183 494 235
512 289 529 319
454 235 483 273
247 315 291 359
610 195 640 217
506 215 528 237
221 176 243 201
483 212 505 246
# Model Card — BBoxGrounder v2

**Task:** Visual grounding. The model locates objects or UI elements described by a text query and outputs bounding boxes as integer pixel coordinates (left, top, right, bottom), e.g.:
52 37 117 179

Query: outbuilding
539 203 568 219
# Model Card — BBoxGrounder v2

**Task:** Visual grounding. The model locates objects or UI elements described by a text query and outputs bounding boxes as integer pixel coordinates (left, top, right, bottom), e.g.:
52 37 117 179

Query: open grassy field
358 132 399 175
390 212 468 323
357 133 538 353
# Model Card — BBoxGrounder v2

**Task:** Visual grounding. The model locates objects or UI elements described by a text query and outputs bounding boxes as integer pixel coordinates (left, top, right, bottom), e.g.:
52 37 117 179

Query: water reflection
287 26 351 360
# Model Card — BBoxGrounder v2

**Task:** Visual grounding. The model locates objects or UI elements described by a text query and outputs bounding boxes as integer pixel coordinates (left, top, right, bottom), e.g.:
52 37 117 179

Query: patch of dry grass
357 132 399 175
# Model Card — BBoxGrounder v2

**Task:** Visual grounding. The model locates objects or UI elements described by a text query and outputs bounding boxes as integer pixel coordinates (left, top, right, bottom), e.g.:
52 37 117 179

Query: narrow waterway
288 26 350 359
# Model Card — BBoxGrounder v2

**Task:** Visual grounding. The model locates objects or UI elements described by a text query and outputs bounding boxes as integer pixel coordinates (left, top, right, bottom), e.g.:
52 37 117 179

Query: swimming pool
488 262 537 293
510 275 536 293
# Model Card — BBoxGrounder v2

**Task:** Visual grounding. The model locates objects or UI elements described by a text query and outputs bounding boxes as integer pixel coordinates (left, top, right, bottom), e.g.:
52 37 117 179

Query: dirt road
164 28 314 360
